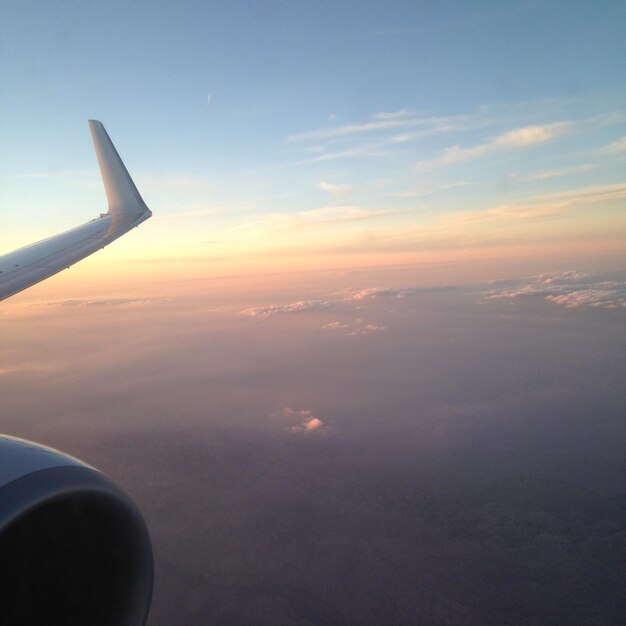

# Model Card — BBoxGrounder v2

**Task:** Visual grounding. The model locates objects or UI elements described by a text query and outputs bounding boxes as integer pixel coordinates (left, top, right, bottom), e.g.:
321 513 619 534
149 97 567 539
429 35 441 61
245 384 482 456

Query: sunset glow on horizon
1 2 625 306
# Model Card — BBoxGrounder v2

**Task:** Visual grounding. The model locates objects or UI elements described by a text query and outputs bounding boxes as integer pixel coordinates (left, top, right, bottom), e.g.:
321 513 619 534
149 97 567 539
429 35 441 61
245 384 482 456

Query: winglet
88 120 152 225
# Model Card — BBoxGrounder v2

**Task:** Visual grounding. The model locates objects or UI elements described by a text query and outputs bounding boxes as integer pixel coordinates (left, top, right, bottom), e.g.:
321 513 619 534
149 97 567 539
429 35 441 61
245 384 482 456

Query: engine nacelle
0 435 152 625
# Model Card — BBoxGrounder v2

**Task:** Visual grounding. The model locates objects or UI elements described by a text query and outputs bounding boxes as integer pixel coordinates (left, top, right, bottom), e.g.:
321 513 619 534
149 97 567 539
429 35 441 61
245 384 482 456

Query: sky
1 0 625 292
1 2 625 624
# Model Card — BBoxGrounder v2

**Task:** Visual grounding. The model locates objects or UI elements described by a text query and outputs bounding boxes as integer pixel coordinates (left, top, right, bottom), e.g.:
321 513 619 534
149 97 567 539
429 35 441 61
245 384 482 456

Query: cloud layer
486 271 626 309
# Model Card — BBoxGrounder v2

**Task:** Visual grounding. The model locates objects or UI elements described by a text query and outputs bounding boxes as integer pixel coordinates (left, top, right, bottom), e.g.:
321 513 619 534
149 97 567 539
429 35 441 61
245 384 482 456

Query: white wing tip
88 120 150 222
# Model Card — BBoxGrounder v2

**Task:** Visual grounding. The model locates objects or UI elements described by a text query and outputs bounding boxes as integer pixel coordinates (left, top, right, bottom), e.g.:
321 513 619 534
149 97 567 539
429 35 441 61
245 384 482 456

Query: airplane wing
0 121 152 301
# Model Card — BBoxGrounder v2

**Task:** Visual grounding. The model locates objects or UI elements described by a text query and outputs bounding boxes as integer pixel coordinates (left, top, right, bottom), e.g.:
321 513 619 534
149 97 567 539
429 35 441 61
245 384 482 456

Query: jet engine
0 435 152 625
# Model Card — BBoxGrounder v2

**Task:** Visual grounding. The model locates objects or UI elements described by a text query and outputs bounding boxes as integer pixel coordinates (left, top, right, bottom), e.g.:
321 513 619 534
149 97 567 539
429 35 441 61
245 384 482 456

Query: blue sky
1 0 625 278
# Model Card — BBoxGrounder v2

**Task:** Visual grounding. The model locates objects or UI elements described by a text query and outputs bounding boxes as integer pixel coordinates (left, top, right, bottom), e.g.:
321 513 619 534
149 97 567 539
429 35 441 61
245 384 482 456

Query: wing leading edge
0 121 152 301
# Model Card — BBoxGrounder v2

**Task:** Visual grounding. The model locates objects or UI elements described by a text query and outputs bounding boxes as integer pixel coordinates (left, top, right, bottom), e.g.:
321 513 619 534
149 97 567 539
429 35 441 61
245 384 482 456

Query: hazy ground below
2 270 625 624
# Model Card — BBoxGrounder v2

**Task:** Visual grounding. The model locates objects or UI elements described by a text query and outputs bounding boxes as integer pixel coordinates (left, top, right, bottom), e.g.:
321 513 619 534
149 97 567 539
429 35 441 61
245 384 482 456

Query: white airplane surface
0 121 152 301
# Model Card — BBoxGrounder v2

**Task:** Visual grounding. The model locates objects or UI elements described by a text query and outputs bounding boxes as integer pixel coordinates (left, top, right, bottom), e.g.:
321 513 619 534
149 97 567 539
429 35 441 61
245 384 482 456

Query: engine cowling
0 435 152 625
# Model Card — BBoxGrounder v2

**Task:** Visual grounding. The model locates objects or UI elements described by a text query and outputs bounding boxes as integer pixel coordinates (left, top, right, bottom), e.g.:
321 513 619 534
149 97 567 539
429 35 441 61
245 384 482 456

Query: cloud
447 122 574 158
237 205 391 233
525 164 595 181
44 297 155 307
317 181 354 196
241 286 432 325
280 407 329 433
596 136 626 156
323 321 350 330
241 300 333 317
416 122 575 169
348 324 386 336
245 286 443 323
485 271 626 309
536 183 626 205
372 109 414 120
440 204 562 226
390 116 484 143
281 407 313 419
323 319 386 336
297 115 488 163
545 291 626 309
309 145 392 162
350 287 422 300
285 103 586 170
587 111 626 128
240 284 452 325
286 109 487 145
299 417 325 432
286 118 416 143
438 183 626 226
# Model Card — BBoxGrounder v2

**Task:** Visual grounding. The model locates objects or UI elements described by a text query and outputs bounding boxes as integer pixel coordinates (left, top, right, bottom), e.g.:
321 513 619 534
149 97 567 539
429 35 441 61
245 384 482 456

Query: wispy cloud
525 164 595 181
390 115 486 143
587 111 626 128
596 136 626 156
323 319 386 336
440 204 563 226
536 183 626 205
241 300 333 317
438 183 626 226
309 144 392 162
237 205 392 233
350 287 423 300
44 297 156 307
317 181 354 196
416 122 575 169
485 271 626 309
286 118 415 143
372 109 415 120
286 108 491 145
284 102 592 170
